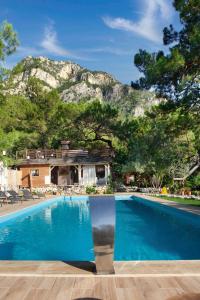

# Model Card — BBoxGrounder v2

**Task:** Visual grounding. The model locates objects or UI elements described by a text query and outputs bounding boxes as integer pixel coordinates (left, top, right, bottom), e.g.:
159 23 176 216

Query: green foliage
0 21 19 61
127 0 200 190
11 62 25 75
157 196 200 207
85 186 96 194
133 0 200 110
75 99 121 150
104 186 114 194
0 21 19 82
104 175 114 194
57 81 77 92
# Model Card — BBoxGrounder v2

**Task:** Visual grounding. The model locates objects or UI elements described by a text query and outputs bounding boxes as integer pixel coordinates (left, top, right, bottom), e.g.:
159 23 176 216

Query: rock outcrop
3 56 162 115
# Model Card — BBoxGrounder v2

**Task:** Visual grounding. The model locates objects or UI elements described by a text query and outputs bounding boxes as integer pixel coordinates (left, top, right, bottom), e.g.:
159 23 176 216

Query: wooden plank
2 277 31 300
0 288 9 300
116 287 146 300
23 289 49 300
45 277 74 300
0 275 198 299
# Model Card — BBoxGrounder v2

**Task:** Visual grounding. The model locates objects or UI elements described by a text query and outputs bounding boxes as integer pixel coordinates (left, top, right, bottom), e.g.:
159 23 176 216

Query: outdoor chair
0 191 8 205
21 189 34 201
0 191 17 205
7 190 22 202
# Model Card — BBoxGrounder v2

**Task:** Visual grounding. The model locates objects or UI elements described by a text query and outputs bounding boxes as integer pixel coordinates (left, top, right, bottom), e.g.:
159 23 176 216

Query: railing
16 149 89 160
16 148 112 161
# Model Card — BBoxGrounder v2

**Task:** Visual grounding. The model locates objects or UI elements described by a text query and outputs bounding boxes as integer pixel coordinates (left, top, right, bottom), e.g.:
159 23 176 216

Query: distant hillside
3 56 162 115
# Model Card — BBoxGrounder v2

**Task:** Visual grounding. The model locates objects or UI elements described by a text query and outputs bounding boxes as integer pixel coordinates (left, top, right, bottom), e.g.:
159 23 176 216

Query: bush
180 187 191 195
104 186 114 194
85 186 96 194
193 190 200 196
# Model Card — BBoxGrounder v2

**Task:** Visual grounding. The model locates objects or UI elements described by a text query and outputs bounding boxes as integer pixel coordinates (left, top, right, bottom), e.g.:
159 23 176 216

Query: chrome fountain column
89 195 115 274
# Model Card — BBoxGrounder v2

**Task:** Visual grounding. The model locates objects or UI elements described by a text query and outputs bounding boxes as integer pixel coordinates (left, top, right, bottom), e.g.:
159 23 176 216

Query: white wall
82 165 97 186
0 161 7 190
0 162 22 191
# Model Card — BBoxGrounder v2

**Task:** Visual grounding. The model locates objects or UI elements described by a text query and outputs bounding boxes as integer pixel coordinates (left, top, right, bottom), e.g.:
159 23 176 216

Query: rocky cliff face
3 56 161 115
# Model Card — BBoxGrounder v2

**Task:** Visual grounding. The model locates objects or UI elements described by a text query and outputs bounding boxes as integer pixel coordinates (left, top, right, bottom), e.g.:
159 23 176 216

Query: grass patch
157 196 200 207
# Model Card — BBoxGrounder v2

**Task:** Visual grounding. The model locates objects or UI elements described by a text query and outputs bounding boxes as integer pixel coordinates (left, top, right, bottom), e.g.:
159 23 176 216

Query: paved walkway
132 193 200 216
0 196 56 218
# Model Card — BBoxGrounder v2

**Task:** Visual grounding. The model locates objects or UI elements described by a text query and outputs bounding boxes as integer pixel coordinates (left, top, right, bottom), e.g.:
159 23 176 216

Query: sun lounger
0 191 7 205
21 189 34 201
7 190 22 202
0 191 17 205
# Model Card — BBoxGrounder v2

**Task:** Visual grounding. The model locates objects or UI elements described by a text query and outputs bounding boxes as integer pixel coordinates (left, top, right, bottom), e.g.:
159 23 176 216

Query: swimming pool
0 195 200 260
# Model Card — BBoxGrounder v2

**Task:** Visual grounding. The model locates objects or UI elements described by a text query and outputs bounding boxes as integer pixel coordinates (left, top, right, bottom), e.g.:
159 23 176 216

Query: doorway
70 166 79 184
51 166 58 185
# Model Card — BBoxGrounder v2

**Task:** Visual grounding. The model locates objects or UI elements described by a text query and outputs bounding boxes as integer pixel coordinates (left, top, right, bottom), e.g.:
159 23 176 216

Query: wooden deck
0 274 200 299
0 261 200 299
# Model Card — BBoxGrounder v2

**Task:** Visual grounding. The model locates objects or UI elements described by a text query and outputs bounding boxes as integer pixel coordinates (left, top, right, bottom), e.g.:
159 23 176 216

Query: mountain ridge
3 56 161 115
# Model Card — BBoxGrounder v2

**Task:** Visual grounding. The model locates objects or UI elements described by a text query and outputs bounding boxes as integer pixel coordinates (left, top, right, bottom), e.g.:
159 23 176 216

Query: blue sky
0 0 181 83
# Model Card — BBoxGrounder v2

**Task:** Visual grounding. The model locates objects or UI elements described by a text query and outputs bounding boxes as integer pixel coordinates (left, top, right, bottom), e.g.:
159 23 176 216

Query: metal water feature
89 195 115 274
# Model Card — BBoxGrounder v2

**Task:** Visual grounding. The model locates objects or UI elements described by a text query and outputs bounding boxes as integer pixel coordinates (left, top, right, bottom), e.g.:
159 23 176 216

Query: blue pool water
0 196 200 260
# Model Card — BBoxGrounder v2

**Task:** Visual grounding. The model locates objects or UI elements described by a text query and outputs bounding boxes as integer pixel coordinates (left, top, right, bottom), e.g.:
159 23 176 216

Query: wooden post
29 171 32 191
78 165 82 185
107 164 111 177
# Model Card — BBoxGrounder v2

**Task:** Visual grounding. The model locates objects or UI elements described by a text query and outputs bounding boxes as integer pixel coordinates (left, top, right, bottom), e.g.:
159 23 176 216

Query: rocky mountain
3 56 161 115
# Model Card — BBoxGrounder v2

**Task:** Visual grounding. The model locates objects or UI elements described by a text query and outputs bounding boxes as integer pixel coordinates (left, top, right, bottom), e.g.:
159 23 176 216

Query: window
95 165 105 179
31 169 39 176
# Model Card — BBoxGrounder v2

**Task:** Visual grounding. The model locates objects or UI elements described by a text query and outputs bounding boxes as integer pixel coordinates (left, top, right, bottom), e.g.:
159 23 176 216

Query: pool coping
0 260 200 277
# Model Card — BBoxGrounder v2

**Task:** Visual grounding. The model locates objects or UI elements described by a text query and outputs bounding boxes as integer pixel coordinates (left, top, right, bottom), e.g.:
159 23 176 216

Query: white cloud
82 47 132 56
41 23 71 56
17 46 43 56
13 23 92 61
103 0 173 43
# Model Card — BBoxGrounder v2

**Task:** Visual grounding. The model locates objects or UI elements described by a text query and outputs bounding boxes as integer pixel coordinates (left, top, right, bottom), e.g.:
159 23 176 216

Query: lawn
157 196 200 207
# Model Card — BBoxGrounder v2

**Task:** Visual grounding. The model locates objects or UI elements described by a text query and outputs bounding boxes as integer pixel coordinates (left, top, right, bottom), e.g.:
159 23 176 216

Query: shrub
85 186 96 194
104 186 114 194
193 190 200 196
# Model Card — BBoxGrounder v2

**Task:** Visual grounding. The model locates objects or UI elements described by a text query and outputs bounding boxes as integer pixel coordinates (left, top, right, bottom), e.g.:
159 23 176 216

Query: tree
133 0 200 110
25 77 63 147
44 101 83 148
130 0 200 187
0 21 19 80
75 100 121 150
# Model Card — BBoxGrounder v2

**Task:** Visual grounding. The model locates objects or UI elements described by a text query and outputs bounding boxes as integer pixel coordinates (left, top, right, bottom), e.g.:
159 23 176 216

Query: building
16 141 111 189
0 161 22 191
